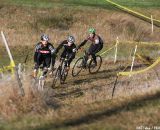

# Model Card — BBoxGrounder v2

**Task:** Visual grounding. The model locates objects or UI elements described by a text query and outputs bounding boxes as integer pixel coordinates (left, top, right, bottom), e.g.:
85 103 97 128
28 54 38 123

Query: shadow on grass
70 63 147 85
49 80 114 100
47 68 117 99
72 69 116 85
31 91 160 130
47 63 148 99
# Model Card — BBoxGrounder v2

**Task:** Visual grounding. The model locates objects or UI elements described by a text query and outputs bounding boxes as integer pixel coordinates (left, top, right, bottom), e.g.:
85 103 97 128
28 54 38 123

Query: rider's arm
72 44 77 53
55 41 65 54
48 43 56 55
34 43 40 63
77 39 88 49
34 52 38 63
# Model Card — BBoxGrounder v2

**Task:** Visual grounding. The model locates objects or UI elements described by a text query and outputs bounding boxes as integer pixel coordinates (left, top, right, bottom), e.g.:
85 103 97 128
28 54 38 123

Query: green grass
1 0 160 9
0 91 160 130
0 0 110 9
112 0 160 8
0 0 160 130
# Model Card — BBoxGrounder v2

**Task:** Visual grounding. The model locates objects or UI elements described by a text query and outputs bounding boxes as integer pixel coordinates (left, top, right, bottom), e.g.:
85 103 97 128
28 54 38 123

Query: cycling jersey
56 40 76 54
78 34 104 65
56 40 77 67
34 42 55 70
78 34 103 49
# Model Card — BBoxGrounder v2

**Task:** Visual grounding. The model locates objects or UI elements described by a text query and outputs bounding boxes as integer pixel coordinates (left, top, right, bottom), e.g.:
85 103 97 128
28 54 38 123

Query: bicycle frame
52 55 69 87
72 50 102 77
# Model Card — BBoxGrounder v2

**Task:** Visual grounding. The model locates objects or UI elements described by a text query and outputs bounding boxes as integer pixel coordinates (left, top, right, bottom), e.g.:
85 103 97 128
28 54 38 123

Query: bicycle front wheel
60 66 68 84
38 76 45 91
52 67 61 88
72 57 83 77
89 55 102 74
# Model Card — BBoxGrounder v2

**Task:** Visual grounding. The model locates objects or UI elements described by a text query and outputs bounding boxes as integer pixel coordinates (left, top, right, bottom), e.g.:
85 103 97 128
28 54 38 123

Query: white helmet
67 35 75 43
41 34 49 41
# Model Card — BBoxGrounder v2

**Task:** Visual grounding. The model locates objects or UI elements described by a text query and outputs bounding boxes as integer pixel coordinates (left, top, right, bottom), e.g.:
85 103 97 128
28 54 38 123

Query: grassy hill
2 0 160 8
0 0 160 65
0 0 160 130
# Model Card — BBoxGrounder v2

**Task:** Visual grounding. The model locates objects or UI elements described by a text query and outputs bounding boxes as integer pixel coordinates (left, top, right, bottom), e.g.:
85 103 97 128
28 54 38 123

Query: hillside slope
0 0 160 130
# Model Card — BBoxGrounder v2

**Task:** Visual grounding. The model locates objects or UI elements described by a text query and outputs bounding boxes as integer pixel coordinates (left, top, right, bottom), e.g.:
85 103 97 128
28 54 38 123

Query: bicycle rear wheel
89 55 102 74
72 57 83 77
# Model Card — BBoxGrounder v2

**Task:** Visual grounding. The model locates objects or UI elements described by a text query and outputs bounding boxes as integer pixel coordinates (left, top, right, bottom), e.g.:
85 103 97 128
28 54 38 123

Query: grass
112 0 160 8
38 11 75 30
1 0 160 9
0 0 110 9
0 88 159 130
0 3 160 67
0 0 160 129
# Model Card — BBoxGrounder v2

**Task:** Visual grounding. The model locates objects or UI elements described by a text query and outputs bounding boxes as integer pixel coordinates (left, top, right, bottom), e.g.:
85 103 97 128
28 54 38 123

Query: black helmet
41 34 49 41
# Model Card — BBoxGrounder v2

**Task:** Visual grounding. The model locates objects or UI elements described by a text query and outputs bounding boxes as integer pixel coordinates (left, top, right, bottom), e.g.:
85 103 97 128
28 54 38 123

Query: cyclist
33 34 56 78
55 35 77 71
77 28 103 67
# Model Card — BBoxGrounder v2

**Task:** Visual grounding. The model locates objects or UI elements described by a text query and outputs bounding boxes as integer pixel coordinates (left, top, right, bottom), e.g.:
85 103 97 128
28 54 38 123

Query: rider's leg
33 65 38 78
92 44 103 64
43 56 51 76
83 48 91 66
60 51 67 66
87 44 97 65
90 44 102 65
91 54 97 65
67 53 76 71
33 54 43 78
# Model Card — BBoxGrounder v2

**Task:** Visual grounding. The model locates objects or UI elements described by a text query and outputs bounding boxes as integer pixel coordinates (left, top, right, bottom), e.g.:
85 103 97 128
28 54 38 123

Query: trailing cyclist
33 34 56 78
77 28 103 67
55 35 77 71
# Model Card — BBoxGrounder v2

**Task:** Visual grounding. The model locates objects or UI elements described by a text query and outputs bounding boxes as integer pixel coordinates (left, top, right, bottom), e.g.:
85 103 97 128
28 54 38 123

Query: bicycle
32 65 54 91
72 51 102 77
52 55 69 88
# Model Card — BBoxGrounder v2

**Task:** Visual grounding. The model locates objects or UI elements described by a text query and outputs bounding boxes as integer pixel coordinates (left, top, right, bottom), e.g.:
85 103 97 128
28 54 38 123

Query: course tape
124 41 160 46
0 65 14 73
118 57 160 76
105 0 160 27
136 54 152 65
100 45 116 56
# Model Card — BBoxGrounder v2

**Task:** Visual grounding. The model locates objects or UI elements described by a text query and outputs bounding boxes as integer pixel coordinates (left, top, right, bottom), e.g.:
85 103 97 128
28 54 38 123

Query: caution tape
118 57 160 76
100 45 116 56
0 61 15 74
136 54 152 65
0 65 14 73
105 0 160 27
124 41 160 46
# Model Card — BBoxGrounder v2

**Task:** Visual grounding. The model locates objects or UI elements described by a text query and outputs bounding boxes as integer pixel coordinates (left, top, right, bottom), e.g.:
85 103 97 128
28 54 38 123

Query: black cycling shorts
34 53 51 70
87 43 103 55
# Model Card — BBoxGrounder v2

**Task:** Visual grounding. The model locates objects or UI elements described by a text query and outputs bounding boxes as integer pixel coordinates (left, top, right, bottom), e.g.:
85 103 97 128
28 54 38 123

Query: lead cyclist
77 28 104 67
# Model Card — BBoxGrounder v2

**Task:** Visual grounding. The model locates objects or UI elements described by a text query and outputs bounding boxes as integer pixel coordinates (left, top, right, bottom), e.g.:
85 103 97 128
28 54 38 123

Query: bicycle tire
72 57 83 77
52 66 61 88
38 76 45 91
89 55 102 74
60 65 68 84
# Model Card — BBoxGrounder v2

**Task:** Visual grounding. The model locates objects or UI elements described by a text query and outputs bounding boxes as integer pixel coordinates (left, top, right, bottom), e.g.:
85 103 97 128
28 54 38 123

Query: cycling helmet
67 35 75 43
88 28 96 34
41 34 49 41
